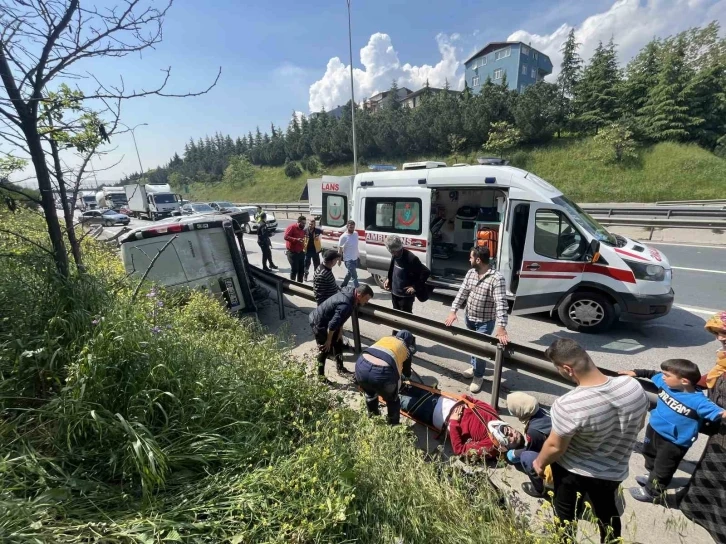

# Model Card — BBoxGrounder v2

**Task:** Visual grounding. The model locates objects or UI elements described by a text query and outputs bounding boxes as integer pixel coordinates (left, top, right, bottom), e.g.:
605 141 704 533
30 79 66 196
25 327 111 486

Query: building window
494 69 503 80
480 57 487 66
495 47 511 61
519 84 526 93
365 198 422 235
531 68 537 79
472 76 480 87
533 52 538 60
521 64 527 75
522 45 530 56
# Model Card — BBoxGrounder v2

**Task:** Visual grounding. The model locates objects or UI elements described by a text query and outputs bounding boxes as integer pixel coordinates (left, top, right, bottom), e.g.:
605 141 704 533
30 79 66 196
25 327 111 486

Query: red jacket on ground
448 396 500 459
284 223 306 253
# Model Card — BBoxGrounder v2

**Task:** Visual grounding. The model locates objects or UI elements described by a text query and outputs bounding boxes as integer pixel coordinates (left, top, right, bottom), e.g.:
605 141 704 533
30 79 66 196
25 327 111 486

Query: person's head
347 220 356 234
469 247 490 272
545 338 596 384
259 212 267 222
660 359 701 390
355 284 374 306
297 215 307 229
506 392 539 423
489 420 525 451
256 205 262 212
308 218 316 229
385 234 404 258
705 311 726 351
395 329 417 355
323 249 340 267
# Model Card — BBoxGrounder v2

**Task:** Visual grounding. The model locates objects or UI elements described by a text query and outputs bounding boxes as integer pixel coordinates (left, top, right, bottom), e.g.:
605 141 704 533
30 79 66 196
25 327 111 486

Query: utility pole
346 0 358 175
119 122 148 178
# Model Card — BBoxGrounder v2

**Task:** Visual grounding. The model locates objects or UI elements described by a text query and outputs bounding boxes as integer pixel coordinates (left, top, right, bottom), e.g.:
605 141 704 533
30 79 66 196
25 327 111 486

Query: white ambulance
311 165 674 333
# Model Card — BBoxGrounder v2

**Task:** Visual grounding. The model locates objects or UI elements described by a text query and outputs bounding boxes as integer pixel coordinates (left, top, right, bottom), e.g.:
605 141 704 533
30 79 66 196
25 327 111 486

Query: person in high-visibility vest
355 330 416 425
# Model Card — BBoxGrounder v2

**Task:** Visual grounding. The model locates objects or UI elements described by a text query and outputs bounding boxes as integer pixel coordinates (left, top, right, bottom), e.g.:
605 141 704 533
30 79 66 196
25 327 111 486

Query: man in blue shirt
620 359 726 502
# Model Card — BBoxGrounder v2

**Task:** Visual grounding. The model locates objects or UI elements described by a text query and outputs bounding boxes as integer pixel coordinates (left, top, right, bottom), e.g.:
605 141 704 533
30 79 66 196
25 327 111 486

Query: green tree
223 155 256 187
557 28 583 135
284 160 303 178
384 80 402 110
574 39 622 133
622 39 662 124
448 134 467 163
512 82 560 143
483 121 521 158
593 123 638 163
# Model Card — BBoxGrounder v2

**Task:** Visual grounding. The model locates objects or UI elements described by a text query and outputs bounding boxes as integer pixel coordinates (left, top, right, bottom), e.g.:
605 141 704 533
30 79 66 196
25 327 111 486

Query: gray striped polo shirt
551 376 648 481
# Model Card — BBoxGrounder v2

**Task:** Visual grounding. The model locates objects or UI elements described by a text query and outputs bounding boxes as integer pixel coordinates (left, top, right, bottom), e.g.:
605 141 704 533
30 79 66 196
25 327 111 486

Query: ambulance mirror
587 239 601 263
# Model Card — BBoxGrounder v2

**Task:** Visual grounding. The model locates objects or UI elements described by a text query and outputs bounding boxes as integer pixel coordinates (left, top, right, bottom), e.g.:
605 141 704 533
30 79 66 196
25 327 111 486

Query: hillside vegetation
186 138 726 204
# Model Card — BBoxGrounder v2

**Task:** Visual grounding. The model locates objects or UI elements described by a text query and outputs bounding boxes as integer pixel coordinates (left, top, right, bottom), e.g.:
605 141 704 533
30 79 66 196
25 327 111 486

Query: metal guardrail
249 266 659 409
656 199 726 207
582 206 726 219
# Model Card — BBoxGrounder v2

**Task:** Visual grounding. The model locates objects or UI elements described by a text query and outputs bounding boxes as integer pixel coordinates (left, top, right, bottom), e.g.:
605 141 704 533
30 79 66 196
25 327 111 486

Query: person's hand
533 458 546 479
405 287 416 295
383 279 390 290
444 312 458 327
337 259 342 267
618 370 636 377
450 404 464 421
321 340 332 353
495 326 509 346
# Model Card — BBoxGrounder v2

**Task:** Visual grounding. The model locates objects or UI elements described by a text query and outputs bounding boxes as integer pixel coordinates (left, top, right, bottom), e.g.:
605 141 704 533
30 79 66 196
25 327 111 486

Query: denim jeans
464 316 495 378
341 259 359 288
355 357 400 424
520 450 545 494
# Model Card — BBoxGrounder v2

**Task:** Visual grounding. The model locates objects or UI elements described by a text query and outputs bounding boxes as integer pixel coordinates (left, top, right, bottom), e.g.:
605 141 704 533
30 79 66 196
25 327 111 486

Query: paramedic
444 246 509 393
383 234 430 313
355 330 417 425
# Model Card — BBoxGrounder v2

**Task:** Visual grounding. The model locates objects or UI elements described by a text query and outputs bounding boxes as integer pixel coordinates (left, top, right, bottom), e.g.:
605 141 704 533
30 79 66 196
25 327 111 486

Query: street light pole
119 122 148 177
346 0 358 175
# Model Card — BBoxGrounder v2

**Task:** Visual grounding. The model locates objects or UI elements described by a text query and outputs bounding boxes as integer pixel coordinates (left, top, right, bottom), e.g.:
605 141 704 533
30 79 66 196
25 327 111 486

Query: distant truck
79 191 98 211
96 186 128 210
124 183 181 221
119 216 256 314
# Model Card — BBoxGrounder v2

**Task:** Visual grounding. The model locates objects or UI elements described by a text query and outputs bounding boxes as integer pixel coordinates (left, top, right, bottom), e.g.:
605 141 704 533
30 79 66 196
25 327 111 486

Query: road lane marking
646 241 726 250
674 304 722 316
671 266 726 275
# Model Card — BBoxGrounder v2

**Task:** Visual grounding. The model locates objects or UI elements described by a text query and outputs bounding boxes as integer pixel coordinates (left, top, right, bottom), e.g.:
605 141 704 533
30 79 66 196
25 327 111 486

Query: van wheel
372 274 386 289
558 292 616 333
245 223 252 234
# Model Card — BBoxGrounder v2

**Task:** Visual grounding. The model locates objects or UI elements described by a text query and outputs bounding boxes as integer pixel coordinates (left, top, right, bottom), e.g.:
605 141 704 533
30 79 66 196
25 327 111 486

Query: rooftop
464 40 550 65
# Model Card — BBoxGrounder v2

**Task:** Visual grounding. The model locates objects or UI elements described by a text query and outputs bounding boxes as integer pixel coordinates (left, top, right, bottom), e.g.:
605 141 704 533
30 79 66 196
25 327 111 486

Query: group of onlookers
266 218 726 544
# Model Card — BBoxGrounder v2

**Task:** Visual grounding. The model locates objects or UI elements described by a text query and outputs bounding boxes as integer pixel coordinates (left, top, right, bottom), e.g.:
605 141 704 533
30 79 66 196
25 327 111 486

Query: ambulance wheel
558 292 616 333
373 274 386 290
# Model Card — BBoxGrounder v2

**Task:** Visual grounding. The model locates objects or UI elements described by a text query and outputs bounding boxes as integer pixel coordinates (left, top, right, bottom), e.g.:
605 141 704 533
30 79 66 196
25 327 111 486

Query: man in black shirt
257 213 277 271
383 234 430 313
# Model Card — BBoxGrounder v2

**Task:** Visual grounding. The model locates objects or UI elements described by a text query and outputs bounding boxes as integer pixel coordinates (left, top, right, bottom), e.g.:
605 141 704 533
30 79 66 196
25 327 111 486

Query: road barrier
656 199 726 207
249 266 659 409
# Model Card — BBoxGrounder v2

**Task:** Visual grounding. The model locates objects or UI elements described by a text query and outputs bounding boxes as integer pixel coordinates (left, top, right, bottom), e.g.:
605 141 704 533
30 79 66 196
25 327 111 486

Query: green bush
284 160 303 178
0 209 544 543
301 155 322 174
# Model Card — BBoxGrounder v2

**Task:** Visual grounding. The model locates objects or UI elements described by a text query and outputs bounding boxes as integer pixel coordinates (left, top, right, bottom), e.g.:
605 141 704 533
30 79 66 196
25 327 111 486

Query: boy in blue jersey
620 359 726 503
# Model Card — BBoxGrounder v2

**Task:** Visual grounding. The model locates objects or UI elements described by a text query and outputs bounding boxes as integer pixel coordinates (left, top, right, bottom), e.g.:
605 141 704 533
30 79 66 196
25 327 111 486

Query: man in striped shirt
533 338 649 543
444 247 509 393
313 250 341 305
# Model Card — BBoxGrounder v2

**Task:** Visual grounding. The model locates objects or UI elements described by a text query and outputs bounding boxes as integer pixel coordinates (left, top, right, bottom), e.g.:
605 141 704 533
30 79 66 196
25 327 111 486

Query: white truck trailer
124 183 181 221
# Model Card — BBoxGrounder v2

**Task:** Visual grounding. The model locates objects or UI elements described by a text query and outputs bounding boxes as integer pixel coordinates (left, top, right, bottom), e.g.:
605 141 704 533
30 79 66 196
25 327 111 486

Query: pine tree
384 80 402 110
556 28 583 136
622 39 661 119
573 39 622 133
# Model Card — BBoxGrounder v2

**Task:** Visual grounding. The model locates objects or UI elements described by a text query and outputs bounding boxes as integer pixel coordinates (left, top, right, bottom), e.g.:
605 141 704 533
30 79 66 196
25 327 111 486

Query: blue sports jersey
648 373 724 447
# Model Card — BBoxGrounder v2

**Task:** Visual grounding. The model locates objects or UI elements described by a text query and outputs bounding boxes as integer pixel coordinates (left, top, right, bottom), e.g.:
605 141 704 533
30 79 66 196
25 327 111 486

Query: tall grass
0 209 546 543
185 138 726 203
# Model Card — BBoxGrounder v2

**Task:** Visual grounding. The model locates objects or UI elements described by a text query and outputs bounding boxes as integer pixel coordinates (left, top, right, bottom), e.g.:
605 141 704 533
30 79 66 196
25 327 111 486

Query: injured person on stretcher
399 381 524 460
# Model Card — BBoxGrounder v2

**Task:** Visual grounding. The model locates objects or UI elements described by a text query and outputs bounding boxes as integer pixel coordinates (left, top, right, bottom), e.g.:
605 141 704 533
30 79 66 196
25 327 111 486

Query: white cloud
508 0 726 79
308 33 460 112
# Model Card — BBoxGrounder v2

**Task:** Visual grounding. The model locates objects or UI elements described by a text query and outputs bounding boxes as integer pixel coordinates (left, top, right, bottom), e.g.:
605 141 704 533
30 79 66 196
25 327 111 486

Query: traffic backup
308 164 674 333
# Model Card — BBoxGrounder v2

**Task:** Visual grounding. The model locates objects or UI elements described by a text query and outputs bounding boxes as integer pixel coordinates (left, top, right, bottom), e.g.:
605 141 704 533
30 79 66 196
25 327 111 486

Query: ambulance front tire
558 291 616 333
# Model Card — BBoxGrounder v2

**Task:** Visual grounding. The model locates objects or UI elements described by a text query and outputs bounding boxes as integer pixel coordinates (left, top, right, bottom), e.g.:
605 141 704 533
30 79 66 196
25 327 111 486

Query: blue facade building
464 41 553 94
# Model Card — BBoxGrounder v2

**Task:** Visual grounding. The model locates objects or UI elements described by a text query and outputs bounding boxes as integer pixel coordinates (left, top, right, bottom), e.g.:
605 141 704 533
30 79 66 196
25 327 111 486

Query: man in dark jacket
256 213 277 271
309 285 374 377
382 234 430 313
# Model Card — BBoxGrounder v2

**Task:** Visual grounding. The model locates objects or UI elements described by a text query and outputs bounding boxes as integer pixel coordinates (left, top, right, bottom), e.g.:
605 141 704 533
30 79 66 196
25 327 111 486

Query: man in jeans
338 220 360 288
283 215 307 282
256 213 277 271
444 247 509 393
533 338 649 543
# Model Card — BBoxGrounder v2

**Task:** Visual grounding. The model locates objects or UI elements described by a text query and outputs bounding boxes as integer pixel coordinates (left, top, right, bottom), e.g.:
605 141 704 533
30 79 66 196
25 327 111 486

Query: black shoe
337 364 353 376
317 365 325 377
521 483 546 498
635 475 649 487
629 486 660 503
263 267 270 272
270 264 278 270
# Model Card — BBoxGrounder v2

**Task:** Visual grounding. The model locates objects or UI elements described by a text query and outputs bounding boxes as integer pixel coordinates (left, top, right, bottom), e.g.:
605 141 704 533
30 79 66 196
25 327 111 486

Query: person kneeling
355 331 417 425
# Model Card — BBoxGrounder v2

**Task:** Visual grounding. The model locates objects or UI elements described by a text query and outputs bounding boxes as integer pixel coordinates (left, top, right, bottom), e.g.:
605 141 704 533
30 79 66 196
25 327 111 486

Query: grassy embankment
185 138 726 204
0 208 551 543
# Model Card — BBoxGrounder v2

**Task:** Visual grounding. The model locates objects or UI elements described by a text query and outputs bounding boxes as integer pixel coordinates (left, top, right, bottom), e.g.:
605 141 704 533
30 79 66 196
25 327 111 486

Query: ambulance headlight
625 261 665 281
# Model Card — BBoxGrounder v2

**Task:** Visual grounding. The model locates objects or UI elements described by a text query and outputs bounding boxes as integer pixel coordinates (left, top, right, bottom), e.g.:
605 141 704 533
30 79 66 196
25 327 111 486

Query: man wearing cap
284 215 307 282
355 331 417 425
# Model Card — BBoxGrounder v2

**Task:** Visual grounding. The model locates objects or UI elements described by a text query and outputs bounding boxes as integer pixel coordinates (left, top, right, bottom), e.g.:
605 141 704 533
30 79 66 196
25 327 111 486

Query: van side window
534 210 585 261
365 198 422 235
323 194 346 227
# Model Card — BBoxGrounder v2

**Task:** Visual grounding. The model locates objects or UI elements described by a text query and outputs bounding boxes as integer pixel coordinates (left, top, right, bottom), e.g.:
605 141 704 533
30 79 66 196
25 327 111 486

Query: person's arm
385 257 394 290
619 369 658 380
401 354 413 380
492 274 509 345
321 328 336 352
448 413 466 455
446 273 471 326
283 225 295 242
696 397 726 421
327 301 351 333
533 431 573 477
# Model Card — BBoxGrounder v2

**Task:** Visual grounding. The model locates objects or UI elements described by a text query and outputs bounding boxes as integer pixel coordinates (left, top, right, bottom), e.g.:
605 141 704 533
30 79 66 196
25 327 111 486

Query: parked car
80 209 130 226
208 201 251 227
242 207 278 234
181 202 216 215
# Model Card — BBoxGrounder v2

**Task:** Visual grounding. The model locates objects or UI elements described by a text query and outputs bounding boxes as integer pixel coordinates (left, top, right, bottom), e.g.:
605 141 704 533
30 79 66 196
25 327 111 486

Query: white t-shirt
339 231 360 262
433 397 458 430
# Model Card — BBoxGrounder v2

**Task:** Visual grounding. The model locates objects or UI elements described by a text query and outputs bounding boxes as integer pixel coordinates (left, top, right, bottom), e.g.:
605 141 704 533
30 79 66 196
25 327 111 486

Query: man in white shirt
338 220 360 288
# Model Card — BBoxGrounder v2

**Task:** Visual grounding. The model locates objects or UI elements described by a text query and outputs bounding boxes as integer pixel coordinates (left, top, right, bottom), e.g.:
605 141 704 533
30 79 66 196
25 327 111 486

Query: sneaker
469 376 484 393
462 367 475 379
635 475 649 487
304 275 309 282
521 482 546 499
629 486 658 503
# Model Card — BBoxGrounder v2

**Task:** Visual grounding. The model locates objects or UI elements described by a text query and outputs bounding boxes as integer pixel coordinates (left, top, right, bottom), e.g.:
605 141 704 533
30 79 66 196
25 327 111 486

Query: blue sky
16 0 726 185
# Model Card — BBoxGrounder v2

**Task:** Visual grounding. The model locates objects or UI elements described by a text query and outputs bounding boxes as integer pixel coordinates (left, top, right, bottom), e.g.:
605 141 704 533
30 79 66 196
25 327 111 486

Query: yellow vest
367 336 410 375
303 230 322 253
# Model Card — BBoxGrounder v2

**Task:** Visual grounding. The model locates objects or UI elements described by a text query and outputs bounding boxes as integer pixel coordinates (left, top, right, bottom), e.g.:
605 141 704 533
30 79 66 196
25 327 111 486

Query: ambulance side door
511 203 588 315
319 179 351 253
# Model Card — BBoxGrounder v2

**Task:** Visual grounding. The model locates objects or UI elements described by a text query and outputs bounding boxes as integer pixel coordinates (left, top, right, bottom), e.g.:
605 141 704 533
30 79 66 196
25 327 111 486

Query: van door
511 203 588 314
360 186 431 282
319 176 353 253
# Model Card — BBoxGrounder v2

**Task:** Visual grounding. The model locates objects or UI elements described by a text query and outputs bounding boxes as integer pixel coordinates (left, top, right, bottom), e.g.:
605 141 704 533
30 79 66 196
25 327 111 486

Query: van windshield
552 196 617 246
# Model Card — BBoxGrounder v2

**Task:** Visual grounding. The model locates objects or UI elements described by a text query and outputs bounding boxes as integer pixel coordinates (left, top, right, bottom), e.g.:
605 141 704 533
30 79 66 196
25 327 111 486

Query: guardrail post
276 280 285 320
351 306 362 354
490 344 505 410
